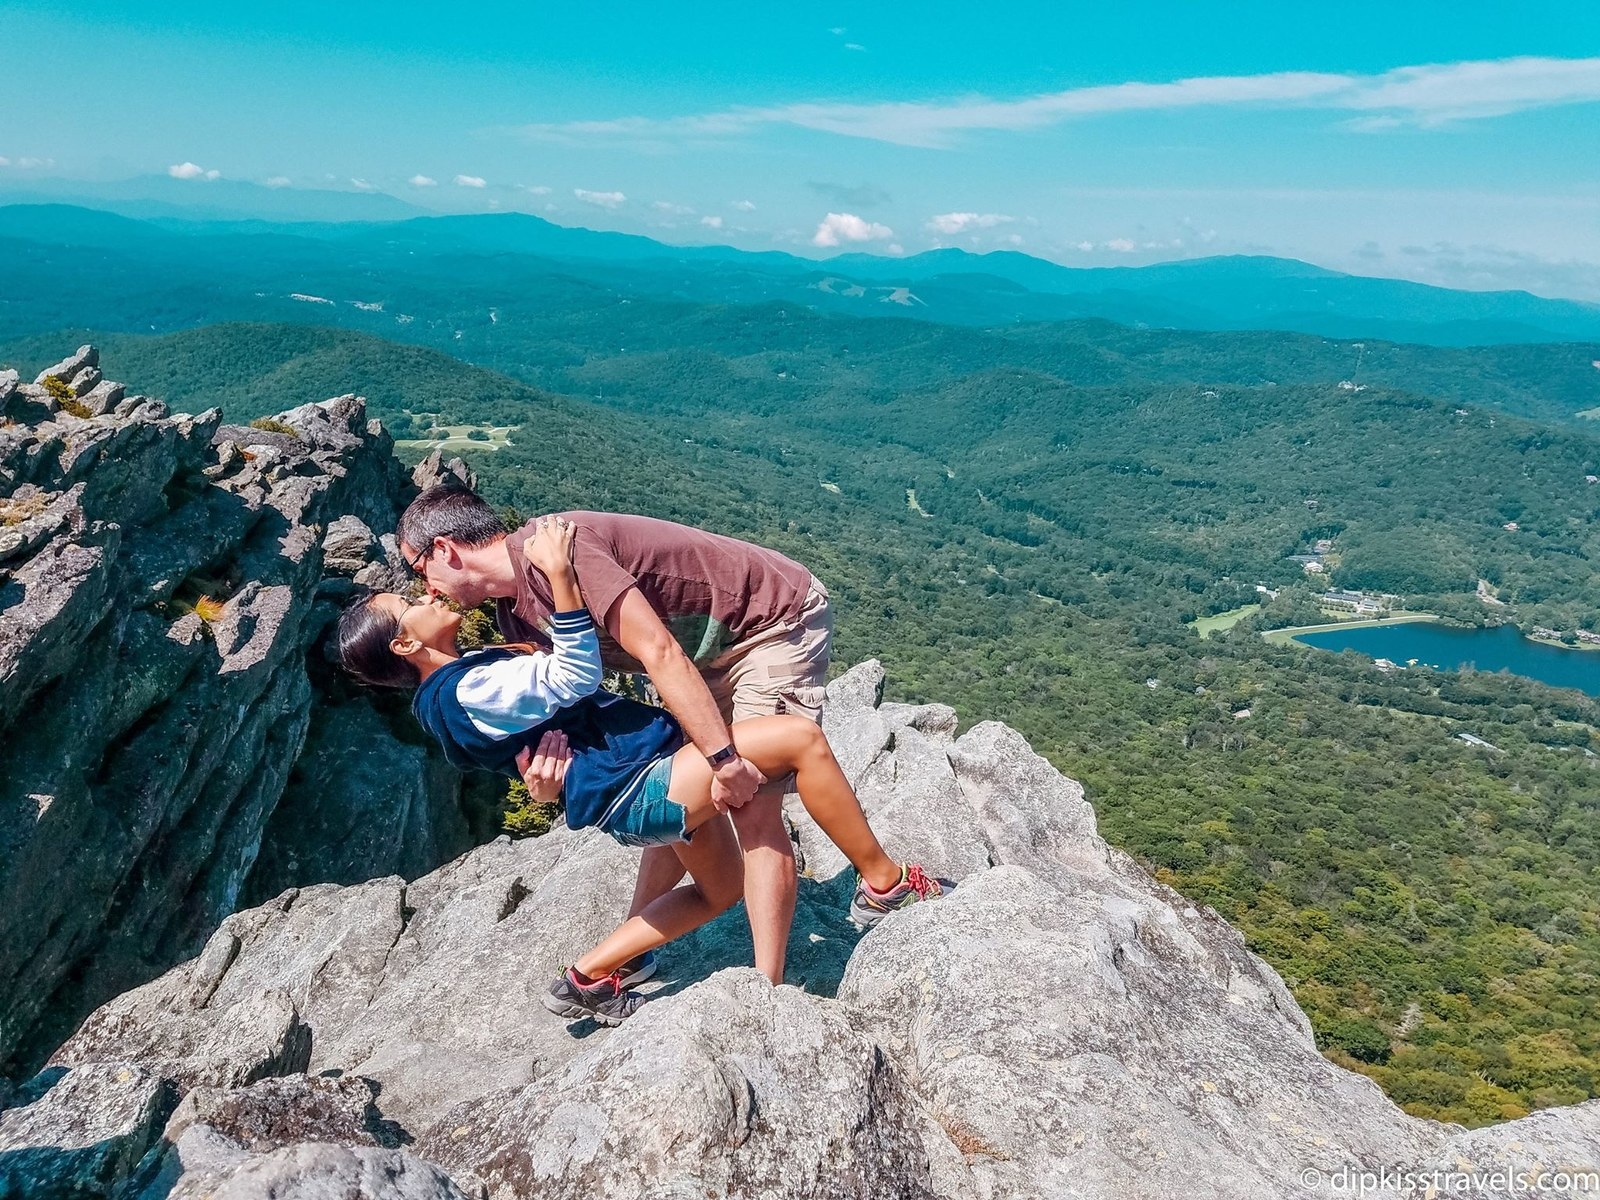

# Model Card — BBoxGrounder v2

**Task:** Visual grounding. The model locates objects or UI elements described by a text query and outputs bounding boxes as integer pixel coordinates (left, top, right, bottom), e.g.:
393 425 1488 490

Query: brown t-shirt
498 512 815 673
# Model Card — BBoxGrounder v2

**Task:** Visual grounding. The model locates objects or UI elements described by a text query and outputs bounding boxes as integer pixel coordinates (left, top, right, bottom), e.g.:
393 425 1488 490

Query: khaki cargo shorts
704 578 832 728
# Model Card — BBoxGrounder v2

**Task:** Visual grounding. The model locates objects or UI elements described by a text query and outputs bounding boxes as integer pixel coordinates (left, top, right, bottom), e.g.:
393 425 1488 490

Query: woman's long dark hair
337 591 423 689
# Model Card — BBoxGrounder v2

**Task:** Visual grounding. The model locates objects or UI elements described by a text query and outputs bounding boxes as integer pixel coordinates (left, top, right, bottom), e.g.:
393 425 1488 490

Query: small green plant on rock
501 779 560 838
43 376 93 419
248 417 299 438
0 493 51 526
162 571 238 630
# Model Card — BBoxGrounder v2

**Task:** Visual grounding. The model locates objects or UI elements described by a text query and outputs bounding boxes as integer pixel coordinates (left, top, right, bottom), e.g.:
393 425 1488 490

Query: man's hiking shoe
542 968 645 1025
849 864 944 929
616 951 657 989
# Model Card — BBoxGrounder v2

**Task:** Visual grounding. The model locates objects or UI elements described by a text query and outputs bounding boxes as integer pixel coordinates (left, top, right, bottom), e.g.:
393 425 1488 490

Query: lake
1293 622 1600 697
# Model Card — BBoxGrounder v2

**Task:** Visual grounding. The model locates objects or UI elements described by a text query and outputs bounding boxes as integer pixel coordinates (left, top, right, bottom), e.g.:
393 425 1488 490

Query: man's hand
515 730 572 804
710 754 766 813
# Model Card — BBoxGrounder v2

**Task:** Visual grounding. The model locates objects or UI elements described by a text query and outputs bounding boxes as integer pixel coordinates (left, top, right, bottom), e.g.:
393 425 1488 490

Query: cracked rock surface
0 348 476 1079
7 662 1597 1199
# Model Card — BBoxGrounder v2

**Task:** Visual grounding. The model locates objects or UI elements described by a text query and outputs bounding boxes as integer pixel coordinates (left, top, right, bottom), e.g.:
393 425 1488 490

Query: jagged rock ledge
0 347 481 1082
3 656 1596 1199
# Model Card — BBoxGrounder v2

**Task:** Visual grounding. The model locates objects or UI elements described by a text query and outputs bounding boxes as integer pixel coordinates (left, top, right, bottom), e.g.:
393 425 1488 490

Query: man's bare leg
729 791 798 983
627 845 686 919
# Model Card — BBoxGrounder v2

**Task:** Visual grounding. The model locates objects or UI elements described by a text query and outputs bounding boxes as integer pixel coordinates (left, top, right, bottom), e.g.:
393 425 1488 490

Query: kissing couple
337 488 943 1022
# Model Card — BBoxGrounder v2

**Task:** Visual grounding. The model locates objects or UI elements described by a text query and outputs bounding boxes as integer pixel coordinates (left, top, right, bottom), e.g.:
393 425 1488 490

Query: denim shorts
602 756 690 848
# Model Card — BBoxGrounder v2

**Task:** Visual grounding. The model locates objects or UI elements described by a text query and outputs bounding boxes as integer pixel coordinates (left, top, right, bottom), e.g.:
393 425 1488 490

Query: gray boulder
410 450 476 494
115 1074 413 1199
418 970 937 1200
244 699 473 902
0 1063 170 1200
163 1143 469 1200
33 345 98 388
0 352 464 1078
322 513 379 574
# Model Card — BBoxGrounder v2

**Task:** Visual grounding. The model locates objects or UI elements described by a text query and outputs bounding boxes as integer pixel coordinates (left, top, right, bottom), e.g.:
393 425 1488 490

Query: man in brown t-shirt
397 486 832 983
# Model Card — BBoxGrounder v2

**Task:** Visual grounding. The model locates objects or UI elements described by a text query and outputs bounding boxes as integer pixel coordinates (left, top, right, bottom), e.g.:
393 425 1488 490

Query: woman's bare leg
626 846 686 919
574 811 742 979
670 718 902 895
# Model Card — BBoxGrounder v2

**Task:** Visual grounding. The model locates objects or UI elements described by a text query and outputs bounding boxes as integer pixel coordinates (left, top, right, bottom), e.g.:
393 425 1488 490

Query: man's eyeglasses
406 542 435 575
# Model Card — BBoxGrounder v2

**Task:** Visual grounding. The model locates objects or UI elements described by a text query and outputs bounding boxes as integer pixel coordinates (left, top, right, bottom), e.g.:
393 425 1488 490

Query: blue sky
5 1 1600 297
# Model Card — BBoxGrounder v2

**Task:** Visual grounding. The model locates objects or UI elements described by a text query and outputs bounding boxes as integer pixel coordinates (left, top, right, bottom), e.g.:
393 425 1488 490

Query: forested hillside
12 319 1600 628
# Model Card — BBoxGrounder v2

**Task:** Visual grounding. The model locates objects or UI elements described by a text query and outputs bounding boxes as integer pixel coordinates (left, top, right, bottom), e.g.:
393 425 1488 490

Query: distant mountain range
2 201 1599 348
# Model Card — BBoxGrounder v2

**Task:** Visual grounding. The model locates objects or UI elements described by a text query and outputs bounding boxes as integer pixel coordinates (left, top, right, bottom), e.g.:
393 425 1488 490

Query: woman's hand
515 730 572 804
524 516 576 580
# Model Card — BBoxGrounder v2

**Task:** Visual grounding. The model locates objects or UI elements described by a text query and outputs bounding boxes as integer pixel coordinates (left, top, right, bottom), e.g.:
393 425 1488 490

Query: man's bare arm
608 586 764 809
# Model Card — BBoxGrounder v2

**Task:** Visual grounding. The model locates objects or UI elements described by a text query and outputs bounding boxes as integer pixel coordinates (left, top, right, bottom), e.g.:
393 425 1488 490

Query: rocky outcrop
6 663 1597 1199
0 348 475 1078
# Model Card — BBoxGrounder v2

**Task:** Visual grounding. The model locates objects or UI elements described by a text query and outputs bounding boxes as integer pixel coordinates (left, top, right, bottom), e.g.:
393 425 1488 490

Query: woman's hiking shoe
616 951 657 989
849 864 944 928
542 968 645 1025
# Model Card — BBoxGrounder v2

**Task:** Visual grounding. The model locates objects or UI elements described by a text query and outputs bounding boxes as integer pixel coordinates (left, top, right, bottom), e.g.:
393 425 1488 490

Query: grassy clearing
1189 603 1262 639
396 423 515 452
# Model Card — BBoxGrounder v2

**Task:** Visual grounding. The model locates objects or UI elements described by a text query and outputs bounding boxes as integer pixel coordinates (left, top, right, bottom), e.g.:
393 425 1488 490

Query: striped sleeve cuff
549 609 594 635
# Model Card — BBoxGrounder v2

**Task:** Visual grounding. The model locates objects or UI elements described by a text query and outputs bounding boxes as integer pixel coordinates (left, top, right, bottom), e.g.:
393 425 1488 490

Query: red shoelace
903 864 940 898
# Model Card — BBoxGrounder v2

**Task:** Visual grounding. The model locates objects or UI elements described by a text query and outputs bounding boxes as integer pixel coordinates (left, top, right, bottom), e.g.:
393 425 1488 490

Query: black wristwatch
706 745 738 769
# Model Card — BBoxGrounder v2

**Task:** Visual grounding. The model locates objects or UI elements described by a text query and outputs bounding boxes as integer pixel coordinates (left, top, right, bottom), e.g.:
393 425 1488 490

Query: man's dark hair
398 486 506 556
337 592 423 689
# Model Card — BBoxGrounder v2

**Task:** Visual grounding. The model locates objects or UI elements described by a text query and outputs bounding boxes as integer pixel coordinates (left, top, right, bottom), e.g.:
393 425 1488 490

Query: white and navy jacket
411 610 684 830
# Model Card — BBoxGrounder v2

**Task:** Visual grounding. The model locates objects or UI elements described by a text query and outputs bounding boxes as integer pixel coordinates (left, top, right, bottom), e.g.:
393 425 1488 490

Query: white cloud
653 200 695 215
885 242 905 256
1105 238 1137 253
844 42 866 52
351 178 377 192
812 212 894 248
926 211 1014 235
169 161 219 180
264 176 291 188
454 174 487 188
829 26 846 35
575 188 626 208
701 215 723 229
516 56 1600 148
519 184 553 194
732 199 756 211
1076 241 1095 252
409 174 438 187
